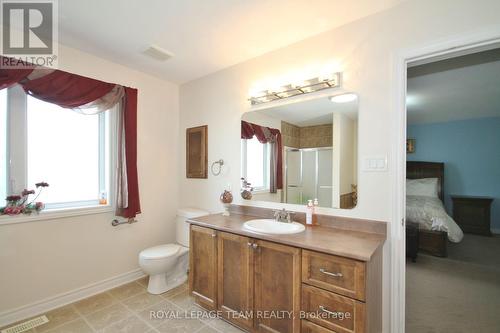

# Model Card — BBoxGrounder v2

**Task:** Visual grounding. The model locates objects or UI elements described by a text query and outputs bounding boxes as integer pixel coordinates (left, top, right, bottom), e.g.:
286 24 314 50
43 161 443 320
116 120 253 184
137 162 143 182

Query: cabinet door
189 225 217 310
217 232 254 330
254 240 301 333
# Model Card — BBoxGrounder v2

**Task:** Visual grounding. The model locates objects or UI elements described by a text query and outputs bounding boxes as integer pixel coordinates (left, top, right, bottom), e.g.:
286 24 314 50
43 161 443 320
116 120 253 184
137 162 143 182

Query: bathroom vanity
188 206 386 333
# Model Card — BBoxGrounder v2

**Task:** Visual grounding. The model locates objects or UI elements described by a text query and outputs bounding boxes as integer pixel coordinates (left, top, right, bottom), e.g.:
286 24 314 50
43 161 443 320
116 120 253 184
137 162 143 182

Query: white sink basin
243 219 305 235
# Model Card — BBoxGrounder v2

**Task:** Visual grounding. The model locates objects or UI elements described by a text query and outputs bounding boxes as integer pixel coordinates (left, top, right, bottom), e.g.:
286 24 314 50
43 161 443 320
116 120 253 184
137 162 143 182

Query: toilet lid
140 244 180 260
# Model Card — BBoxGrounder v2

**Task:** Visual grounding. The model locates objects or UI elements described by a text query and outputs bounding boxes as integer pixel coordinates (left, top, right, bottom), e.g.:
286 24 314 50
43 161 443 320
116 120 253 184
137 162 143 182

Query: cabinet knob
252 243 258 249
247 242 253 247
211 233 216 238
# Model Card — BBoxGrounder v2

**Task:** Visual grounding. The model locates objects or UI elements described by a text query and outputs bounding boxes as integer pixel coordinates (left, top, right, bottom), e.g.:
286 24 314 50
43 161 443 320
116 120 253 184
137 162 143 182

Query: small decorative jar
220 189 233 216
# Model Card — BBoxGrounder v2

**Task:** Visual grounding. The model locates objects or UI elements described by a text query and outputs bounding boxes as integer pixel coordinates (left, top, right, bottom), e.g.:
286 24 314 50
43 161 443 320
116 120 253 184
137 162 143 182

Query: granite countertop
188 213 386 262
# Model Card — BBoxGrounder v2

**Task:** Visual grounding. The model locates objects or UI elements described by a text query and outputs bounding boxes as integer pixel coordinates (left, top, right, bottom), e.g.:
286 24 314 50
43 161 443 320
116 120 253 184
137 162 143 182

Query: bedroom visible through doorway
404 47 500 332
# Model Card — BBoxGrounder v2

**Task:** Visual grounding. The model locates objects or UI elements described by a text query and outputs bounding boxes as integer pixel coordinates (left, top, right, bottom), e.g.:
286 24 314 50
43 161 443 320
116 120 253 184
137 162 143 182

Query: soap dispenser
306 200 314 225
312 198 319 225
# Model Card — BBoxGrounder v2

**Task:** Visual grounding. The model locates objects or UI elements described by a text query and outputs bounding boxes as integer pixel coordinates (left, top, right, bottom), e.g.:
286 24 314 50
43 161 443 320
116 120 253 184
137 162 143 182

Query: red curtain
119 88 141 217
241 120 283 190
0 58 140 218
22 71 115 108
0 67 33 90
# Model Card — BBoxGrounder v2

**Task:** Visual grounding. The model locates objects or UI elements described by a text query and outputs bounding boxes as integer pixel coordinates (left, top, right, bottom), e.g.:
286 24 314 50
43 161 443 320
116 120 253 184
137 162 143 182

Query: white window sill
0 205 114 226
251 189 271 194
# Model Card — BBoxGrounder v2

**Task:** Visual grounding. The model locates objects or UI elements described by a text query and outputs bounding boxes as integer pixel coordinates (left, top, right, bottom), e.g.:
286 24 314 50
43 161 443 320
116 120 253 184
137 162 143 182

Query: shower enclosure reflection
285 147 333 207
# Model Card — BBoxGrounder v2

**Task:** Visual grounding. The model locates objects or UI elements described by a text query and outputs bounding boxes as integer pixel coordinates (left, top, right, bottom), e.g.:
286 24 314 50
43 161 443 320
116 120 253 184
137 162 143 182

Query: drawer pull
319 305 337 316
211 233 216 238
319 268 343 277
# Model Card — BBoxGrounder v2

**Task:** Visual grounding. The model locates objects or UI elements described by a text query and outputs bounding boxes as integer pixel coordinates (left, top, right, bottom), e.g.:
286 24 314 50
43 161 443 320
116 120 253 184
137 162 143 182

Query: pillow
406 178 439 198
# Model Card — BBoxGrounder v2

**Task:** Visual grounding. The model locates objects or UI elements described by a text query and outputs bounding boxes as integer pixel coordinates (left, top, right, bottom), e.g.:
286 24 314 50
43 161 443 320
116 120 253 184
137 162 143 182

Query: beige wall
179 0 500 331
338 115 357 196
0 45 179 313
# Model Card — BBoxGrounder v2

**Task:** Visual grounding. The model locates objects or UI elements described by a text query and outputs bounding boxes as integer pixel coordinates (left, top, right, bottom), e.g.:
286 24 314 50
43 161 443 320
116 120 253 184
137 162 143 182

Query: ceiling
407 48 500 124
58 0 404 84
257 94 358 127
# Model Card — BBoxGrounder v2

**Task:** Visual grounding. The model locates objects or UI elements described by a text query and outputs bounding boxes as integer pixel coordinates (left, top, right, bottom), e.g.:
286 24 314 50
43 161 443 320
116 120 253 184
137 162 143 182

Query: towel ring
211 159 224 176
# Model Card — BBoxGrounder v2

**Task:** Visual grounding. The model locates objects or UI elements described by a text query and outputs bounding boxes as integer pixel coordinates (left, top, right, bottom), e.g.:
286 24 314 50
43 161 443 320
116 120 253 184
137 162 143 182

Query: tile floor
1 277 245 333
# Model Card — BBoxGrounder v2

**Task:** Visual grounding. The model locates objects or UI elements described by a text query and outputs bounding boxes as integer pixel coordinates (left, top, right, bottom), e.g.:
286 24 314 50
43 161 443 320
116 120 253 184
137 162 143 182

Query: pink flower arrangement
1 182 49 216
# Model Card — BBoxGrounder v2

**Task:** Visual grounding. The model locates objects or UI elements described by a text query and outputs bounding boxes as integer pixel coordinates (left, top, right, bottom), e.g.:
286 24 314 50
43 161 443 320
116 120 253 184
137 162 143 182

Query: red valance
0 57 140 218
22 71 115 108
241 120 283 190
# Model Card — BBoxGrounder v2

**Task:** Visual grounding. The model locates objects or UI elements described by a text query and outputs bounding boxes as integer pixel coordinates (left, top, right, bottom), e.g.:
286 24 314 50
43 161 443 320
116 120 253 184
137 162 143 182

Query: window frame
241 137 270 193
1 85 116 216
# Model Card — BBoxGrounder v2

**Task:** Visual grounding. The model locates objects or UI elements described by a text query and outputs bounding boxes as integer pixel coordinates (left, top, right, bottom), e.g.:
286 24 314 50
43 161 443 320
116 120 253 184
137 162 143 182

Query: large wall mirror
241 93 358 209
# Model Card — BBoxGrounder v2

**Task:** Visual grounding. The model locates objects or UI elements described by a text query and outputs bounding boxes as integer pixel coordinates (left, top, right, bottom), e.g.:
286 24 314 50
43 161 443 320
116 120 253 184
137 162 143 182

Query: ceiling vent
143 45 174 61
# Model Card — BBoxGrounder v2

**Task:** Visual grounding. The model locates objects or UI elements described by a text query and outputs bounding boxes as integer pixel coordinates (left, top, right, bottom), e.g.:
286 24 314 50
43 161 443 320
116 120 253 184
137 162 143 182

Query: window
1 85 114 210
241 137 270 191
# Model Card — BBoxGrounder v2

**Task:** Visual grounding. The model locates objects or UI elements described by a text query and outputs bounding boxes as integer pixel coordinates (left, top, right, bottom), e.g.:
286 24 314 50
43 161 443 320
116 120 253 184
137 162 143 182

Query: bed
406 161 464 257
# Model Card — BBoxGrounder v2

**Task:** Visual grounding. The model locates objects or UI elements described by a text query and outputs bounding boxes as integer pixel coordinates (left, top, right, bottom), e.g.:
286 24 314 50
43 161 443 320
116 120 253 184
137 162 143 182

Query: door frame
391 27 500 332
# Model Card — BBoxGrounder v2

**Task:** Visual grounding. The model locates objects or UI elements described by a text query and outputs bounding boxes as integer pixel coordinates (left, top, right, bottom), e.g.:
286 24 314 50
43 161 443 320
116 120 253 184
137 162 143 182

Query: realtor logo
1 0 58 68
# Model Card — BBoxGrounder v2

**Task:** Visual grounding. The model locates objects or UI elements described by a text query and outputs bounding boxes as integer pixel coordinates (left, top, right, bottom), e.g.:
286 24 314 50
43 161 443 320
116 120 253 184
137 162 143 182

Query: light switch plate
362 156 388 172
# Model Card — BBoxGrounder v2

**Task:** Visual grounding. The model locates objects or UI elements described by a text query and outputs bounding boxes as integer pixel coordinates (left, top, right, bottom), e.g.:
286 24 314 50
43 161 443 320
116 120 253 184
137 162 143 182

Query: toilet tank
176 208 209 247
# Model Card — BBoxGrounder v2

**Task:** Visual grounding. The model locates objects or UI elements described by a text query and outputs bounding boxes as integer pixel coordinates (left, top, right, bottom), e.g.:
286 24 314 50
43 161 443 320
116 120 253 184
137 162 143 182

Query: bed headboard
406 161 444 202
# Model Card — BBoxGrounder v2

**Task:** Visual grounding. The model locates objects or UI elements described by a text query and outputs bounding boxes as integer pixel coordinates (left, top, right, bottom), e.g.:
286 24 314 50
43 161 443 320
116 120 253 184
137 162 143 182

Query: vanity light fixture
249 72 341 105
329 93 357 103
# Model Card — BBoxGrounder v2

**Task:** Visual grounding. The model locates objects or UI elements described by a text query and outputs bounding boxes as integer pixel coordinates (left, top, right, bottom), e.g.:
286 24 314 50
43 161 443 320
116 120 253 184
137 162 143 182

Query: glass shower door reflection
285 147 333 207
285 149 301 204
317 148 333 207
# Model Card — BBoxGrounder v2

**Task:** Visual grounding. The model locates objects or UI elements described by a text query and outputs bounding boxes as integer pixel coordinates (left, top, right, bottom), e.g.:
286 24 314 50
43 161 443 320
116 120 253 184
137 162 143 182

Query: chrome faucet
273 208 294 223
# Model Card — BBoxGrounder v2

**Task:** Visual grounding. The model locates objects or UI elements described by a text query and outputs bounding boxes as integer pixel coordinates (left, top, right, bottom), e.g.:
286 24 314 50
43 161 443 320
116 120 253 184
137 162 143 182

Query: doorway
402 44 500 332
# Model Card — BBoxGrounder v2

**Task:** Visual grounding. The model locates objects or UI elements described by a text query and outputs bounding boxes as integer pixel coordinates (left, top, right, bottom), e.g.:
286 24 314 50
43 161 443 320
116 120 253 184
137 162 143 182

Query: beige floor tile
135 276 149 287
74 292 116 315
205 318 246 333
137 301 184 328
85 303 131 331
164 290 194 311
156 317 205 333
161 284 188 299
35 305 81 332
98 315 151 333
196 325 219 333
108 282 145 301
42 319 93 333
122 292 164 312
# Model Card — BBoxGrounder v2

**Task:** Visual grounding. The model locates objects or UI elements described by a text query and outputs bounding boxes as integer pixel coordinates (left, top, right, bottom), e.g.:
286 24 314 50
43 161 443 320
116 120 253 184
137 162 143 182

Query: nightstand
451 195 493 236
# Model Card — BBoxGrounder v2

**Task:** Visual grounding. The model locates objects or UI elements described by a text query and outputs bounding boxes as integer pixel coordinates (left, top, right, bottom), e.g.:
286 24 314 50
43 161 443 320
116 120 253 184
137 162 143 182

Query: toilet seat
140 244 181 260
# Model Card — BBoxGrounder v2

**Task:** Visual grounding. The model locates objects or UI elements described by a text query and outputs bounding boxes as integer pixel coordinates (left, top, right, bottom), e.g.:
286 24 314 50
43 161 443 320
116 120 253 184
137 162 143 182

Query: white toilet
139 208 208 294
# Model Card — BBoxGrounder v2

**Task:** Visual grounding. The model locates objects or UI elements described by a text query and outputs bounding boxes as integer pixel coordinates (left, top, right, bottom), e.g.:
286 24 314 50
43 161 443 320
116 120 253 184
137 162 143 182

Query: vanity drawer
302 319 338 333
302 250 366 301
302 285 365 333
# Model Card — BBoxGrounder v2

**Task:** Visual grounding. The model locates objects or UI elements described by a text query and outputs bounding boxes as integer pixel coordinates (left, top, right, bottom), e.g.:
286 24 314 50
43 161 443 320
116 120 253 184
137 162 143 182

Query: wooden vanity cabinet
217 232 255 330
254 240 301 333
189 225 218 310
189 225 382 333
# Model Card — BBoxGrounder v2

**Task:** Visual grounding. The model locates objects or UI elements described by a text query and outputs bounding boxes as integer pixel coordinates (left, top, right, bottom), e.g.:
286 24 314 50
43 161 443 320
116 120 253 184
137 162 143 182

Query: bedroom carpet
406 234 500 333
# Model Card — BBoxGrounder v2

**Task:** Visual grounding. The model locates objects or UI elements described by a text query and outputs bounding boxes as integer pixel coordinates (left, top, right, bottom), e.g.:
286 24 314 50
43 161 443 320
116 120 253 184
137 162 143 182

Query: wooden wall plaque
186 125 208 178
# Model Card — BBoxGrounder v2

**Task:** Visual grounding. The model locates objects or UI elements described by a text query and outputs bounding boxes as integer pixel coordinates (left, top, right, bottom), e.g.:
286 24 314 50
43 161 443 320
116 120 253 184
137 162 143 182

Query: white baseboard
491 228 500 235
0 268 145 328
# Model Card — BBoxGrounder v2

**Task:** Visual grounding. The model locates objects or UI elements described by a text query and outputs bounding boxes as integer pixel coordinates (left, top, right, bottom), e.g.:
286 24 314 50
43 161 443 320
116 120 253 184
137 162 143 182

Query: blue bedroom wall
407 116 500 232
